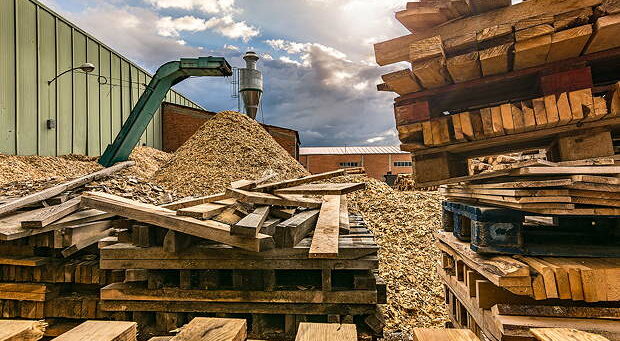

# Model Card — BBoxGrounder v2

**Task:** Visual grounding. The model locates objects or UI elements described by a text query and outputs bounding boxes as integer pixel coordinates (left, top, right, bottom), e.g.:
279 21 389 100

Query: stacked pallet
82 170 385 340
0 163 134 330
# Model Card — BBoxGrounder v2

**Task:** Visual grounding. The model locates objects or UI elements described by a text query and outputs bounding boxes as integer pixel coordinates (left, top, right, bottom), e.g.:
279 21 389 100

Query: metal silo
239 51 263 119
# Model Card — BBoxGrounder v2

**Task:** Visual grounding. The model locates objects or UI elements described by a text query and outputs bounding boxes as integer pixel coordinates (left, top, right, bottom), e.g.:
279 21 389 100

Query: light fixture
48 62 96 85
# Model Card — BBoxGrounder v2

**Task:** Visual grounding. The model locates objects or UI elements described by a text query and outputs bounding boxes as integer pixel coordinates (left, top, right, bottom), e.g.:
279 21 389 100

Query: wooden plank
530 328 610 341
568 88 594 121
0 320 46 341
309 196 341 259
51 321 136 341
516 24 554 42
82 192 274 252
495 315 620 340
160 193 229 211
585 13 620 54
231 206 270 237
274 210 320 248
381 69 422 95
21 197 82 229
452 114 466 141
479 43 513 76
514 34 552 70
0 162 133 216
543 94 560 127
514 256 559 299
447 51 482 83
409 35 445 63
254 170 346 192
547 25 593 62
412 328 479 341
274 183 365 195
169 317 246 341
176 202 228 219
339 195 350 234
411 57 452 89
295 322 357 341
491 106 505 136
532 97 549 128
226 188 321 208
480 108 495 136
500 104 515 133
373 0 602 66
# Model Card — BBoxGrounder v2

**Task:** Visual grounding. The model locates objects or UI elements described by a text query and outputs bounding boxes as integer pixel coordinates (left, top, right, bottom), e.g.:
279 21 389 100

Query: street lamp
48 62 96 85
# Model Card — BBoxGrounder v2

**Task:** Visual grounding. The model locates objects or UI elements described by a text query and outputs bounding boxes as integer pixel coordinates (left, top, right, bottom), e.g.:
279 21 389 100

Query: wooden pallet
442 200 620 256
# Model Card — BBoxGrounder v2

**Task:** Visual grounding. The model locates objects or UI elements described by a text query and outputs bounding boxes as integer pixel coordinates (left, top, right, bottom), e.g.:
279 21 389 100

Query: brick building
161 102 300 159
299 146 413 181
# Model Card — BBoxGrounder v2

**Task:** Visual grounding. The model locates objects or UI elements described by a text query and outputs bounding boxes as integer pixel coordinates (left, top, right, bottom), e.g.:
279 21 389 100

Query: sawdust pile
153 111 309 196
0 154 101 187
326 175 448 338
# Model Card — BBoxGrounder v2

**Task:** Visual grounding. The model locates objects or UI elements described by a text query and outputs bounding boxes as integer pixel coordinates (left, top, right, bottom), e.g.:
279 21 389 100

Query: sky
41 0 412 147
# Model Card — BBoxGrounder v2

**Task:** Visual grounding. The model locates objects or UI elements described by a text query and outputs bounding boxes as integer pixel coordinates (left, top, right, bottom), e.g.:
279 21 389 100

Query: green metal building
0 0 202 156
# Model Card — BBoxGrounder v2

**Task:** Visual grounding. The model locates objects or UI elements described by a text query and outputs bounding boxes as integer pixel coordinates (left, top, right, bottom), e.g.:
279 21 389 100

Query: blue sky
42 0 411 146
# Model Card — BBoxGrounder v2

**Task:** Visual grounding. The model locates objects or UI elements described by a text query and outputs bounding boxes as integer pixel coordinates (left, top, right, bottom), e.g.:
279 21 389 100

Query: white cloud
261 53 274 60
223 44 239 51
157 15 209 37
145 0 236 14
366 136 385 143
205 15 259 42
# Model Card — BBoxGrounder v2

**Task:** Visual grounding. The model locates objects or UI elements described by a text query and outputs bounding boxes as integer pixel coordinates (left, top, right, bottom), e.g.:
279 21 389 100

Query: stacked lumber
85 170 385 340
398 85 616 150
437 230 620 340
0 163 133 324
469 150 547 174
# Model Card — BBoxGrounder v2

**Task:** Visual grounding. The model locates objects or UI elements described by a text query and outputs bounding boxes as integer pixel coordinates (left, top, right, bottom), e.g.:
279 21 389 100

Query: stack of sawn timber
0 161 134 333
85 169 386 340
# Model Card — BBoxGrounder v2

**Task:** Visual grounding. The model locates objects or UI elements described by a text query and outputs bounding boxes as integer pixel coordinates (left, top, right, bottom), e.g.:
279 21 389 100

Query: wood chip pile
152 111 310 197
325 175 448 337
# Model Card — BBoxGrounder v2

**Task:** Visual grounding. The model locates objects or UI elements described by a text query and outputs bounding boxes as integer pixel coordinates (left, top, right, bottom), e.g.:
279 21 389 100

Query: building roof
299 146 407 155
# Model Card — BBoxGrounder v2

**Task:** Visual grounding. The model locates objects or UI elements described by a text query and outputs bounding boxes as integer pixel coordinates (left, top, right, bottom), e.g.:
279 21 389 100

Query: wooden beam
231 206 270 236
412 57 452 89
530 328 610 341
0 161 133 217
514 34 552 70
547 24 593 62
254 170 346 192
20 197 82 229
274 183 365 195
381 69 422 95
226 188 321 208
479 43 513 76
585 13 620 54
169 317 246 341
160 193 228 211
374 0 602 66
410 35 445 63
309 195 341 259
274 209 320 248
447 51 482 83
0 320 46 341
295 322 357 341
176 202 228 219
82 192 274 252
412 328 479 340
51 321 137 341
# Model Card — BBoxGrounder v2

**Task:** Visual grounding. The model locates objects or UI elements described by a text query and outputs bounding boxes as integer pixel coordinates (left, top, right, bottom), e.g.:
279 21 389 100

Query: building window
339 162 359 168
393 161 412 167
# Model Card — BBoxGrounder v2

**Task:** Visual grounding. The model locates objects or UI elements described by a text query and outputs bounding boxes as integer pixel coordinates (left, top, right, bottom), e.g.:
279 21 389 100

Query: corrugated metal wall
0 0 202 156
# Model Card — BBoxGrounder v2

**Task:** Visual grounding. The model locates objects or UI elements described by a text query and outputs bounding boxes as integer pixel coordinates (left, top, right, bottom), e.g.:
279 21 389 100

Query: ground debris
324 175 448 338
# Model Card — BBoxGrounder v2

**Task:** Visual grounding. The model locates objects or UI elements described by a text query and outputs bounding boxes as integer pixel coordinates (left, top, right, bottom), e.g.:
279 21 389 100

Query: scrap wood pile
375 0 620 339
86 169 386 340
152 111 310 197
469 149 547 175
0 161 136 330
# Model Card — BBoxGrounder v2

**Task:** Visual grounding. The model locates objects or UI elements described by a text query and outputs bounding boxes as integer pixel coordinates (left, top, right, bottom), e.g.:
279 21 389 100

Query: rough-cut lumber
374 0 602 66
479 43 513 76
381 69 422 95
231 206 270 237
61 220 114 257
274 209 320 248
477 24 513 43
20 197 82 228
530 328 610 341
51 321 137 341
295 322 357 341
547 25 593 62
411 57 452 89
514 34 552 70
412 328 480 340
226 188 321 208
169 317 246 341
0 161 133 216
470 0 510 14
447 51 482 83
176 202 228 219
409 35 445 63
515 24 554 42
274 183 365 195
82 192 274 252
568 88 594 121
585 13 620 54
254 170 345 192
309 195 341 259
396 7 448 33
0 320 46 341
160 193 228 211
554 8 593 30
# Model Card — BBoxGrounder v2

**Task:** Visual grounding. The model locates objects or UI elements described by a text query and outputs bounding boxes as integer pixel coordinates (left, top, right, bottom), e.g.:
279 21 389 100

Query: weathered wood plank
274 183 364 195
231 206 270 236
21 197 82 228
254 170 345 192
51 321 137 341
169 317 246 341
226 188 321 209
295 322 357 341
309 196 340 259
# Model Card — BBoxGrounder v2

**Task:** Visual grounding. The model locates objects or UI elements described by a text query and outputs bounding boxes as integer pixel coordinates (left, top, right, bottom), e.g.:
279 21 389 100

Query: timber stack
375 0 620 340
0 161 135 335
87 169 385 340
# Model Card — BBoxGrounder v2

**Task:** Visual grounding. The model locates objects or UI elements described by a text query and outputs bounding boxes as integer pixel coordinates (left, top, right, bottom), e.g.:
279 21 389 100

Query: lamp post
47 62 96 85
